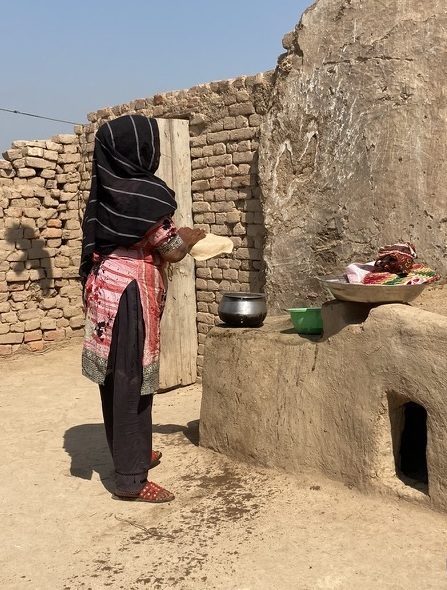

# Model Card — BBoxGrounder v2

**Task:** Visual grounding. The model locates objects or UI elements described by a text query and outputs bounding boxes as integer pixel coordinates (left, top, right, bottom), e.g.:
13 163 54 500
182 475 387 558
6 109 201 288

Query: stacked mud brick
80 73 274 369
0 134 83 355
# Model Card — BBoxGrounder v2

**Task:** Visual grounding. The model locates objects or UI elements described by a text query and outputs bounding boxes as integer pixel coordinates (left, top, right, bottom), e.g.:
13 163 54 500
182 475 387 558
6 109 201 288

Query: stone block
191 180 210 192
2 311 17 323
16 238 31 249
223 94 237 106
58 153 80 164
23 147 44 158
197 312 215 325
196 291 215 303
61 267 79 279
62 144 78 154
206 131 230 144
0 332 23 344
192 202 211 213
208 154 232 167
24 157 56 170
47 219 62 228
64 183 79 192
43 196 59 207
54 256 69 268
0 169 14 179
29 269 46 281
24 329 42 342
6 270 30 282
5 206 22 217
59 285 81 299
42 228 62 239
27 177 45 187
0 345 12 355
190 147 203 158
190 135 207 148
69 316 85 329
202 145 214 157
3 149 23 161
229 128 257 141
47 309 63 319
236 90 250 102
223 117 237 130
229 103 255 116
52 134 77 144
210 202 233 213
195 278 208 290
61 229 81 240
16 168 36 178
208 120 224 132
41 297 57 310
191 157 208 170
25 319 41 331
45 141 63 152
43 149 59 161
63 305 82 318
213 144 227 156
0 160 13 170
249 114 263 126
23 208 41 218
233 151 254 164
191 168 214 181
12 158 25 170
231 176 251 189
26 340 45 352
223 269 239 280
17 309 43 321
40 169 56 179
0 323 10 335
43 328 65 341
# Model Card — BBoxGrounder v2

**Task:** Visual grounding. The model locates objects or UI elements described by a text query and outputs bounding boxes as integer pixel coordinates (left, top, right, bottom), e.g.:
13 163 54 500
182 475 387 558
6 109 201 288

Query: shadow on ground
63 423 114 492
63 419 200 491
152 419 200 446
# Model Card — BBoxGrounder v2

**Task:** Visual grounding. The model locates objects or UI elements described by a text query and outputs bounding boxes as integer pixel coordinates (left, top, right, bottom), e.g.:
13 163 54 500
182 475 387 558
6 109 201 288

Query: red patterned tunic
82 216 182 394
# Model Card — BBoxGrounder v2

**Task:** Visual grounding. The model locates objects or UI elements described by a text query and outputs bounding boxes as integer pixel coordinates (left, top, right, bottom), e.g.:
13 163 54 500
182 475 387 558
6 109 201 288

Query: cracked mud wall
259 0 447 311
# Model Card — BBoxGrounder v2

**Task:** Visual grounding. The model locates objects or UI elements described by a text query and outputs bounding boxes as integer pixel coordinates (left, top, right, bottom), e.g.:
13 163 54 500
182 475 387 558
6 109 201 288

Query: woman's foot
150 450 162 468
114 481 175 503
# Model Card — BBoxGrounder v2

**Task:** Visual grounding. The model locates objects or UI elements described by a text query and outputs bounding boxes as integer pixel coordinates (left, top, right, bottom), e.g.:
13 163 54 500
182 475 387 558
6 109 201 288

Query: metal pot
218 292 267 328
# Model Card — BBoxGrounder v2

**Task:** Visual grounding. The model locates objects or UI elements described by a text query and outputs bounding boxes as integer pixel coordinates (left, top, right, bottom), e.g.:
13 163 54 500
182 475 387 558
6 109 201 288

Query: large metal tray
318 275 428 303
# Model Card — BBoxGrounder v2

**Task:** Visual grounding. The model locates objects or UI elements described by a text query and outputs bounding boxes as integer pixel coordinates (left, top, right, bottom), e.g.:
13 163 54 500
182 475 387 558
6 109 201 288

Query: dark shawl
79 115 177 280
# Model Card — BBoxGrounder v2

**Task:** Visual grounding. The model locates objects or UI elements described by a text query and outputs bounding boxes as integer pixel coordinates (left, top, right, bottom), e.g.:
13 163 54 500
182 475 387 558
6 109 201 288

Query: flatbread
189 233 234 261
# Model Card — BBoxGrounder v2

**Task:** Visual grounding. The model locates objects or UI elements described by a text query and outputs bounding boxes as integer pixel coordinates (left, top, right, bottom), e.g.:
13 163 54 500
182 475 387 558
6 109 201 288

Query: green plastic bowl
286 307 323 335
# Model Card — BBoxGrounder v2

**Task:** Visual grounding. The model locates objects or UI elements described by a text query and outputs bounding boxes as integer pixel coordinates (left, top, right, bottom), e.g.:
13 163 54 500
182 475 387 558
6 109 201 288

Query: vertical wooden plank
157 118 197 389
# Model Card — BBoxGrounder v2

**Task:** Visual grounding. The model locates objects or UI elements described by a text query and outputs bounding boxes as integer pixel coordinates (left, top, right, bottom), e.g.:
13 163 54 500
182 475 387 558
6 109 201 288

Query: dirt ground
1 343 447 590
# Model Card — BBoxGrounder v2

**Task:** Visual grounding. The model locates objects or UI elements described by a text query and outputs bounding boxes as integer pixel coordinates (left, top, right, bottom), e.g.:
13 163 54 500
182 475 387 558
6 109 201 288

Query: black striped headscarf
79 115 177 280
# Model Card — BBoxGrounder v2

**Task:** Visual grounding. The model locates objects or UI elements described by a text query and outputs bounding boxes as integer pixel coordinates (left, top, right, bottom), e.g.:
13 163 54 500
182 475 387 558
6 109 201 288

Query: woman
79 114 205 503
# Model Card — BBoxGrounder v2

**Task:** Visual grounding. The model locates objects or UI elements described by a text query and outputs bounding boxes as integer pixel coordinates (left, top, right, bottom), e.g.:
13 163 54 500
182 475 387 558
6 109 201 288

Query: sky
0 0 313 153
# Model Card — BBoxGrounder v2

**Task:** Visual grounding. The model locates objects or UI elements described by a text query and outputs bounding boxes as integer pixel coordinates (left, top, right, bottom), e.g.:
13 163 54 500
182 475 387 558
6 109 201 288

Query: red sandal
114 481 175 503
150 450 162 468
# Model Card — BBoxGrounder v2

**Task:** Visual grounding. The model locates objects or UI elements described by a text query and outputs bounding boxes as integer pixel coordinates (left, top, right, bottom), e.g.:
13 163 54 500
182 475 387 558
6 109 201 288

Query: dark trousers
99 280 153 494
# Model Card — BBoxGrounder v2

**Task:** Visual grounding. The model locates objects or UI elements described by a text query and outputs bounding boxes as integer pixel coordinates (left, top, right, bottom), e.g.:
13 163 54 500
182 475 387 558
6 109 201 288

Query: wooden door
157 118 197 389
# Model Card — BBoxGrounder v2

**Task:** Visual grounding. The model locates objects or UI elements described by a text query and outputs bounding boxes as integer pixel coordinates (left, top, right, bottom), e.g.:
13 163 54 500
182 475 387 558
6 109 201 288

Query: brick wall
0 134 84 355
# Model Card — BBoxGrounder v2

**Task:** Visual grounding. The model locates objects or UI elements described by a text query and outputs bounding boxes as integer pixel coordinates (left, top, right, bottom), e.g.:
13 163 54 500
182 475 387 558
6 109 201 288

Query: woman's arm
161 227 206 263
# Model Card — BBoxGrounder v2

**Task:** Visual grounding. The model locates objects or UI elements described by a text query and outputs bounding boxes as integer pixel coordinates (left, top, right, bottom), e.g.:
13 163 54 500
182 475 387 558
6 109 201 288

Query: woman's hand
160 227 206 263
177 227 206 250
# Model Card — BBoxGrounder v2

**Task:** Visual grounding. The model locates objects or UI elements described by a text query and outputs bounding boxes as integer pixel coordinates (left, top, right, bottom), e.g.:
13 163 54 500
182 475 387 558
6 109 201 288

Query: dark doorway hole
399 402 428 488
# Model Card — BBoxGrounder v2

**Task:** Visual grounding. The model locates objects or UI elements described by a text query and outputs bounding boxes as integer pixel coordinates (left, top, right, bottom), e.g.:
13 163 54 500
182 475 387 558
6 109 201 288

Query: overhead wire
0 107 81 126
